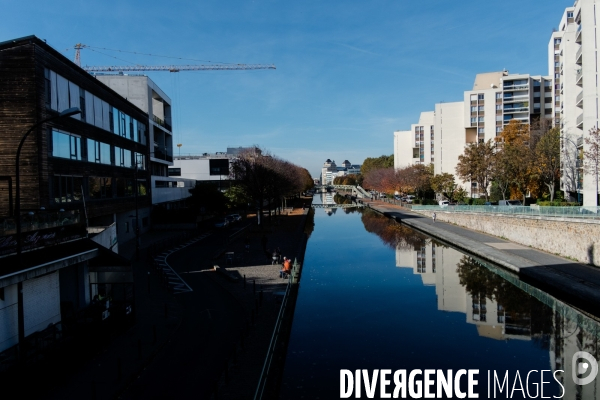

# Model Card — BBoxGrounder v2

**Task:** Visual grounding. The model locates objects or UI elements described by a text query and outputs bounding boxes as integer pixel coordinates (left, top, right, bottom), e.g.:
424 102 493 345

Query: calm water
279 194 600 399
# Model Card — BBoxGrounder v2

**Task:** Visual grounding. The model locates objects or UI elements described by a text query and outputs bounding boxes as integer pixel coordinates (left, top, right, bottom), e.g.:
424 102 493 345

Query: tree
584 127 600 205
495 120 534 204
430 173 456 201
455 140 496 201
361 155 394 176
535 126 561 201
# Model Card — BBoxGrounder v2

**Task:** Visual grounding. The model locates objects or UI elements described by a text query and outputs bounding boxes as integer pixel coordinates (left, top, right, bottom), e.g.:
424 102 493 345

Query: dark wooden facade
0 36 150 220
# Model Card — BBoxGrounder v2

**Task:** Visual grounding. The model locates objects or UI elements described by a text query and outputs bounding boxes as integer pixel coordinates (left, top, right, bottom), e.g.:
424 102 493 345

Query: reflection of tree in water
457 256 552 346
304 208 315 237
334 193 353 205
360 208 427 250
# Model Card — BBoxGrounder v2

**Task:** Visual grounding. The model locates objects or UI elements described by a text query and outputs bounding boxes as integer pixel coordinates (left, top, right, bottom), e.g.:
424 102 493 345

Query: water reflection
282 200 600 399
378 212 600 399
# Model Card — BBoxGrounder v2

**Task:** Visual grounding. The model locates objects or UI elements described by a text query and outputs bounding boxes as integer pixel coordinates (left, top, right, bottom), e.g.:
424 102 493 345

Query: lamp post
15 107 81 257
561 135 582 204
14 107 80 360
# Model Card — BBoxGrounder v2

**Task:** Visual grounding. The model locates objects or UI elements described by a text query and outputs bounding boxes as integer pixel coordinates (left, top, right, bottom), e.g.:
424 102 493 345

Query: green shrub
536 201 580 207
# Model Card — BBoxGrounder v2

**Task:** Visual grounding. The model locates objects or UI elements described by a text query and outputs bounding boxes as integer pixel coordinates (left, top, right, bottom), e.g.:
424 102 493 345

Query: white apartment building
394 72 551 198
394 111 435 170
550 0 599 206
321 159 337 185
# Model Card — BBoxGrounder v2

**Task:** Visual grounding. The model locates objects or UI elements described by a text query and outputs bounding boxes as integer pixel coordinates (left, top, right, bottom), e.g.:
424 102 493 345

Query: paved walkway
365 199 600 316
39 203 310 399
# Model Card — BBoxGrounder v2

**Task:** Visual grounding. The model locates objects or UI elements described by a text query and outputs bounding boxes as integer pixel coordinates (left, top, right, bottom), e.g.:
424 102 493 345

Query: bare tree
584 127 600 204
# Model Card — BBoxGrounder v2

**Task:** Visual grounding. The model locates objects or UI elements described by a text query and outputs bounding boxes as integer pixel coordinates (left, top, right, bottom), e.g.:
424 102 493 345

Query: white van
439 200 449 206
499 200 522 206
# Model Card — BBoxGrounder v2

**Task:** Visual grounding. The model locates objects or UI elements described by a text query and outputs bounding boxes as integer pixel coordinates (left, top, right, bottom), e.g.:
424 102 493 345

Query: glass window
88 177 113 199
124 114 131 139
88 139 112 165
53 175 83 203
478 106 484 111
478 94 484 100
52 130 81 160
471 106 476 112
116 178 134 197
470 117 476 123
134 153 146 170
132 119 138 142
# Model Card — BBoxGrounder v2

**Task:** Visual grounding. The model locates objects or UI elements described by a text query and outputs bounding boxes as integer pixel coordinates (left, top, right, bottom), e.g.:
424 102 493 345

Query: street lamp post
561 135 583 204
14 107 81 359
15 107 81 257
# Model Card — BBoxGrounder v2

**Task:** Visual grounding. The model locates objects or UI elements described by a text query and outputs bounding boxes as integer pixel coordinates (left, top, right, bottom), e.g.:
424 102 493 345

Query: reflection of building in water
550 313 600 399
397 240 600 398
319 192 337 215
395 242 529 341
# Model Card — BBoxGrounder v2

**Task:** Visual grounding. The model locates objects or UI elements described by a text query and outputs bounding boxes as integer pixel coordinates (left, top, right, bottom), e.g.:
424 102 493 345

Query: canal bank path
365 199 600 317
41 205 310 400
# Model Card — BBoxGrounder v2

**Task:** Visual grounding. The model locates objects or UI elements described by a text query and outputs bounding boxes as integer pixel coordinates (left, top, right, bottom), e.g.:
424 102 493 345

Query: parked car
224 215 236 224
499 200 523 206
439 200 449 206
228 214 242 222
214 218 229 228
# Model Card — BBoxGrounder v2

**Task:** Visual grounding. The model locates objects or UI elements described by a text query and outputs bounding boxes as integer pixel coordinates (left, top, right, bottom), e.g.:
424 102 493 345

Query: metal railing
254 259 301 400
411 205 600 219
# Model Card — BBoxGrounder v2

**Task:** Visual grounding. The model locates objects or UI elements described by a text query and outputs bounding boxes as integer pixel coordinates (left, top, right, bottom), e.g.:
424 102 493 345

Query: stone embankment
365 200 600 316
413 208 600 267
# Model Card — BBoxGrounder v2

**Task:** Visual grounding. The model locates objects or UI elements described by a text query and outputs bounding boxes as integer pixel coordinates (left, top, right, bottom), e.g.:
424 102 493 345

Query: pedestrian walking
432 212 437 223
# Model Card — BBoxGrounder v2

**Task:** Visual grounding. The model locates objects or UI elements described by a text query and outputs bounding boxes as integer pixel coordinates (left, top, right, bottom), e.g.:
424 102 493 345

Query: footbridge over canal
315 185 372 199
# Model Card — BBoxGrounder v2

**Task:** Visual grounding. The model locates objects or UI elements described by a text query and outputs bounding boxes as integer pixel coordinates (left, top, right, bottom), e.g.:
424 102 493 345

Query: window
134 153 146 170
88 177 113 199
53 175 83 203
116 178 134 197
496 93 502 99
115 147 132 168
44 69 51 108
554 38 562 44
470 117 477 123
470 94 477 101
478 94 484 100
87 139 112 165
496 105 502 110
478 106 484 111
478 128 485 134
471 106 477 112
52 130 81 160
478 117 484 122
568 11 573 18
137 179 148 196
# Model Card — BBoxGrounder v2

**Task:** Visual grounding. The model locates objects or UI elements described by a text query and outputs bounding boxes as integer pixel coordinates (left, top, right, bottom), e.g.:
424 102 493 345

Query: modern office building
0 36 147 358
94 74 192 209
550 0 599 206
320 159 337 185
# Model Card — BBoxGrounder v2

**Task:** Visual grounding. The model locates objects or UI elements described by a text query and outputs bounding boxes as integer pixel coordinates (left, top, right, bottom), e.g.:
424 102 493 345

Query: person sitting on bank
280 257 292 278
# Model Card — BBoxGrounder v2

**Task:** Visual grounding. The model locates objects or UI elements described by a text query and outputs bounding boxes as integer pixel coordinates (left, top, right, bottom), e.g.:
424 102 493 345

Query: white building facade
551 0 600 206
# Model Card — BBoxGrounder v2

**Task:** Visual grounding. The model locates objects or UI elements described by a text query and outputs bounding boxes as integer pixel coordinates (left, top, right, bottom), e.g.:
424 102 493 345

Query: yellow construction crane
73 43 275 72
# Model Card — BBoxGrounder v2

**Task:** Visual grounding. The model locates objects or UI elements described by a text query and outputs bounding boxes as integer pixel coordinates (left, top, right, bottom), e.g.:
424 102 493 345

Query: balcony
576 25 582 44
152 115 172 132
503 84 529 91
576 46 582 65
503 107 529 113
576 91 583 108
576 69 583 86
576 113 584 129
577 136 583 147
503 94 529 103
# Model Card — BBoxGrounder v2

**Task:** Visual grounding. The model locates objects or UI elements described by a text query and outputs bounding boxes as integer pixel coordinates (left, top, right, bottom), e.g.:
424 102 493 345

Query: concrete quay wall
414 210 600 267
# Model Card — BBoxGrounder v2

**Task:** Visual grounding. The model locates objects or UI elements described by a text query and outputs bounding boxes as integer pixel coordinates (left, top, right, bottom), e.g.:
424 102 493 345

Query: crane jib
82 64 276 73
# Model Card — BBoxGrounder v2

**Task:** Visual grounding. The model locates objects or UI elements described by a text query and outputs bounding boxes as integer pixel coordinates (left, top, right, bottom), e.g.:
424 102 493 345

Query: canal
279 194 600 399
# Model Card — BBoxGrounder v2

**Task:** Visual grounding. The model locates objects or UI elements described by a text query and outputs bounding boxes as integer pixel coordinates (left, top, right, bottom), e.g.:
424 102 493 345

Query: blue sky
2 0 569 177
